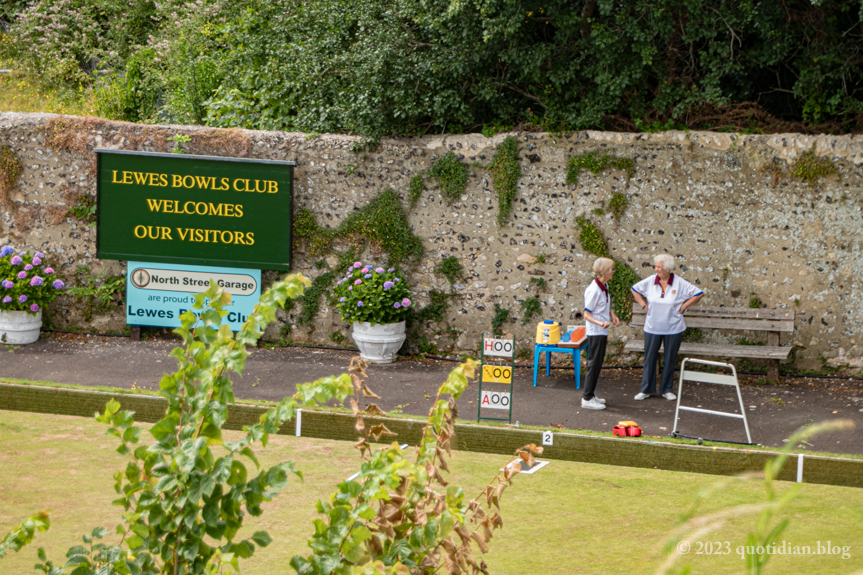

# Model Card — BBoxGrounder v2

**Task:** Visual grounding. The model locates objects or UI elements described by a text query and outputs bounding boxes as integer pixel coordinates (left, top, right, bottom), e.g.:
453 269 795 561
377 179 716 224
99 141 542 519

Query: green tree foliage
10 0 862 134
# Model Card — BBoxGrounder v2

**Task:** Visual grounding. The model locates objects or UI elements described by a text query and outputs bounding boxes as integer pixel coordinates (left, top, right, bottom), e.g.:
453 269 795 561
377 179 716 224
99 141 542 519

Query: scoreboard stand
477 335 515 422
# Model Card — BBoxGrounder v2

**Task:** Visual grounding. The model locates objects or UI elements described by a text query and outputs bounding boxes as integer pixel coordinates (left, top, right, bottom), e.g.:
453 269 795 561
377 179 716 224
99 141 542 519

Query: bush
333 262 413 325
0 246 65 314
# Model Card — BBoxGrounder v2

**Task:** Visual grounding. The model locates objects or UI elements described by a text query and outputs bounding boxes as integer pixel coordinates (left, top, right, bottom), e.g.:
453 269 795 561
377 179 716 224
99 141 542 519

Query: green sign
96 150 295 271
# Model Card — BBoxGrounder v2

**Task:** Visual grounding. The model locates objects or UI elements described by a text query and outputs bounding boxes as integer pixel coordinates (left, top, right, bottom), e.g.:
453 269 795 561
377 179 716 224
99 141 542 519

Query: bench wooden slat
630 315 795 333
623 340 793 360
631 304 795 321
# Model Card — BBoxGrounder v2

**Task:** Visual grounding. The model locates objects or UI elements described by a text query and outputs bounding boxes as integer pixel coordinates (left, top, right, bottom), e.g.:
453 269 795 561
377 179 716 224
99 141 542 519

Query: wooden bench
623 305 796 382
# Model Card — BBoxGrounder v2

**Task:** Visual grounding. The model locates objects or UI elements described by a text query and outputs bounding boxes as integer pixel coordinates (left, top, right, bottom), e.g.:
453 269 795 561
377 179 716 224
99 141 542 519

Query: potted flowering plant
0 246 65 344
333 261 412 363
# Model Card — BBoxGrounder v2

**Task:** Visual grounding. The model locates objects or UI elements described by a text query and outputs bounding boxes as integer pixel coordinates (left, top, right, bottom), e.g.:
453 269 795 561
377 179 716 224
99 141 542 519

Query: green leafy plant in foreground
291 357 541 574
32 274 358 575
0 511 50 559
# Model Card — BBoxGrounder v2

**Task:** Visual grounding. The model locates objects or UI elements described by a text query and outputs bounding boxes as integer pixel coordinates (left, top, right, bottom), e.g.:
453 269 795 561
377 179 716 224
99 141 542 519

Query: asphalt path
1 334 862 455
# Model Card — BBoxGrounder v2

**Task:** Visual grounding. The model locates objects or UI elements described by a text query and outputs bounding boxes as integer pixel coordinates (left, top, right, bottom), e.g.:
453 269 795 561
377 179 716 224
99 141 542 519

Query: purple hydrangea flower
18 295 27 303
347 268 353 274
52 279 64 289
354 279 363 285
353 262 362 269
364 273 372 279
393 302 401 309
44 267 54 274
35 252 43 259
30 304 39 312
394 277 401 283
339 297 346 302
32 258 42 265
2 296 10 303
18 251 25 256
336 280 343 285
30 276 43 286
10 256 22 266
17 271 26 279
24 264 33 271
0 246 13 257
401 298 412 308
357 301 364 307
375 267 384 274
348 286 353 291
1 280 12 289
388 268 395 272
383 281 394 290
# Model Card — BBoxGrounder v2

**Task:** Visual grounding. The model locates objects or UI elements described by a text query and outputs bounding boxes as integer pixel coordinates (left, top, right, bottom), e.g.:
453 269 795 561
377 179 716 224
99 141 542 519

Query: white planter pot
0 309 42 345
351 321 406 364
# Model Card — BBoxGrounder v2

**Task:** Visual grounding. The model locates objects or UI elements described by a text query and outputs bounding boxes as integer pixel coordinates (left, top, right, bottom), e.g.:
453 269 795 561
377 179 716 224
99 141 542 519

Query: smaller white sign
129 267 258 296
542 431 554 446
483 337 515 358
480 390 511 410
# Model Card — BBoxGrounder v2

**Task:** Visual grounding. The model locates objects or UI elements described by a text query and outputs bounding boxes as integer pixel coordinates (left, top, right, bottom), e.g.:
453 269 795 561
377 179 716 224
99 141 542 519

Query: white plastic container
0 310 42 345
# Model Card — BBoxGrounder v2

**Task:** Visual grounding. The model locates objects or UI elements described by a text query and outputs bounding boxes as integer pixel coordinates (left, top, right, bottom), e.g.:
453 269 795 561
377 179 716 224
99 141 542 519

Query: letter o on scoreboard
480 390 511 410
482 365 512 384
483 337 515 358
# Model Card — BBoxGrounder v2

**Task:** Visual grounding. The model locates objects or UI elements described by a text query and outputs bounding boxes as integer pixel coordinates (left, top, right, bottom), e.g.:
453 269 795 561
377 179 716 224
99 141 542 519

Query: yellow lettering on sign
481 364 512 384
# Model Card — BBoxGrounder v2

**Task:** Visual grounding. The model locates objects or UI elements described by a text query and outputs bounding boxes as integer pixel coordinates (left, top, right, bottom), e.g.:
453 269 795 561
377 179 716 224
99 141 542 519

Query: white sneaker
633 392 650 401
581 398 606 410
662 392 677 401
592 397 606 404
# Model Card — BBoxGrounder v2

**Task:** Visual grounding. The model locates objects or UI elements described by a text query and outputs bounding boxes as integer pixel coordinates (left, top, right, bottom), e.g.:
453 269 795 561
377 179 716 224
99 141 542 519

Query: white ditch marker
671 358 755 446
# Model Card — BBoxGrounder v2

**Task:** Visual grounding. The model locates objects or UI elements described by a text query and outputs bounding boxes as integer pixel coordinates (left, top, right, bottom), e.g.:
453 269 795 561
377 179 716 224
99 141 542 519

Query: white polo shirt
631 274 703 335
584 278 611 337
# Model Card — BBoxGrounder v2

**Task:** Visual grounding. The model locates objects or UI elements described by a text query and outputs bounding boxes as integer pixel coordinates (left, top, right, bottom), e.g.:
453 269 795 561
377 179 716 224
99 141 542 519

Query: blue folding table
532 340 589 389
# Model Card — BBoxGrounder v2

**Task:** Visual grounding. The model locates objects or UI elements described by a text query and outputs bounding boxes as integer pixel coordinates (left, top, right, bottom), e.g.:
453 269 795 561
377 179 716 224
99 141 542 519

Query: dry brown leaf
361 384 381 399
365 403 387 416
354 437 369 457
439 429 453 455
356 414 365 435
436 446 450 472
369 423 396 440
350 398 361 415
490 513 503 528
373 516 395 539
471 531 489 553
443 553 459 575
480 558 489 575
449 398 459 419
527 443 544 455
454 525 471 545
421 551 440 568
440 537 457 554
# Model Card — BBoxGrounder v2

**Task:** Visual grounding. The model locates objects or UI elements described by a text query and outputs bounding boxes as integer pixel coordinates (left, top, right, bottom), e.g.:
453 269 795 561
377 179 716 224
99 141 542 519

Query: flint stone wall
1 113 861 370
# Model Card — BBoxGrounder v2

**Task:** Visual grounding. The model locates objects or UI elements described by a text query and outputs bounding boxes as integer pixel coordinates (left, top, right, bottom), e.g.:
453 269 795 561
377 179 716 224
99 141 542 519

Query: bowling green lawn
1 410 861 575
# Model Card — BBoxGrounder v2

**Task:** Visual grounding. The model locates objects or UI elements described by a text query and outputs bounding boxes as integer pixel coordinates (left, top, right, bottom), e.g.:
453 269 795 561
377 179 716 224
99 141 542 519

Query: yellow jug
535 320 560 345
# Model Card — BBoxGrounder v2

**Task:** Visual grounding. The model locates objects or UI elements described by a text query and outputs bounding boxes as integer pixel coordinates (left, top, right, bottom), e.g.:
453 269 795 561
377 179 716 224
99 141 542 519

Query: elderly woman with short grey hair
630 254 704 401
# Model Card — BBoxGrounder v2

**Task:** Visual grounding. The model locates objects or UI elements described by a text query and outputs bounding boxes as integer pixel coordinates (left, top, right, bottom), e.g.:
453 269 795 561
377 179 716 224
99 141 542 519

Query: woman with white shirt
582 257 620 410
630 254 704 401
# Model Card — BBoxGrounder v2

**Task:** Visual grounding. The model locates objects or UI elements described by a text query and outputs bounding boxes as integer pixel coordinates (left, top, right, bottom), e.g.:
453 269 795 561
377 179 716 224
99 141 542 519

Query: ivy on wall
294 188 424 267
408 174 424 208
427 151 468 203
575 217 642 322
791 147 837 187
488 136 520 226
566 151 635 185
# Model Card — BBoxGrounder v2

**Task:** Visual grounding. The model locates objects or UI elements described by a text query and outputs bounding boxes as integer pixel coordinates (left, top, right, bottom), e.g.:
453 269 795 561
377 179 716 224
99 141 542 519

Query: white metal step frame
672 358 754 445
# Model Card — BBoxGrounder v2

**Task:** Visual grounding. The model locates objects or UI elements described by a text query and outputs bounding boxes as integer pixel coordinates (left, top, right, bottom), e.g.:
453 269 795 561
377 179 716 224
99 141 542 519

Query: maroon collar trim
595 278 609 301
654 273 674 286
